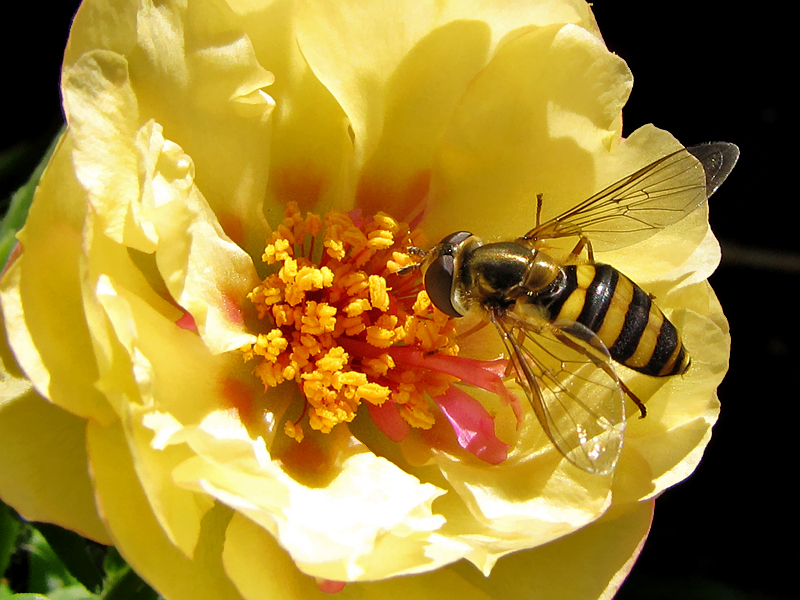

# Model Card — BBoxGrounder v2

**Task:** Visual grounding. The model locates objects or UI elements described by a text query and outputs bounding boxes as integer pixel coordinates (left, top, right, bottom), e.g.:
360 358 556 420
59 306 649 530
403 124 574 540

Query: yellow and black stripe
544 264 689 377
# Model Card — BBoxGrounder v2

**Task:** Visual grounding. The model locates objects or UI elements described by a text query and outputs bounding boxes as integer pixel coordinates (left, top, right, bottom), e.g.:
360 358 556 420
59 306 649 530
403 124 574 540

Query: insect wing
521 142 739 253
491 310 626 474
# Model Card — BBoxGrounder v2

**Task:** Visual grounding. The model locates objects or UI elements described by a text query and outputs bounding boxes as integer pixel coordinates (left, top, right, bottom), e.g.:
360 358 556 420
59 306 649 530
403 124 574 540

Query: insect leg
395 262 421 276
618 379 647 418
569 236 595 262
504 327 529 378
454 318 491 343
549 323 646 418
396 246 426 276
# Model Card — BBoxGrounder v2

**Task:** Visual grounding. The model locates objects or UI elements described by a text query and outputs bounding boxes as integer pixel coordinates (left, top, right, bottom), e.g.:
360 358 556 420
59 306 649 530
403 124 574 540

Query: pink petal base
342 339 516 463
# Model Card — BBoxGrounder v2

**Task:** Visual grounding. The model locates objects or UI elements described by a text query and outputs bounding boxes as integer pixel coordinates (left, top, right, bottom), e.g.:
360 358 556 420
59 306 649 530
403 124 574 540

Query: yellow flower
0 1 729 599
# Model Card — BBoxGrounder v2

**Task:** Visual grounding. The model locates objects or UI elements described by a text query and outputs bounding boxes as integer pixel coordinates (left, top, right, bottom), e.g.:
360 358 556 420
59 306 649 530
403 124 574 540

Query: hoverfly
416 143 739 474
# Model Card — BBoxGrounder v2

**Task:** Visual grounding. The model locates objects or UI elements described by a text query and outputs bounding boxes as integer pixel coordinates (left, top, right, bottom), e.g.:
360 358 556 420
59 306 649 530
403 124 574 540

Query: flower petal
295 1 599 220
424 22 633 242
447 499 654 600
430 423 615 574
130 122 260 354
66 0 276 258
88 273 239 556
590 124 710 282
623 285 728 496
0 136 115 424
0 379 110 544
62 46 260 354
170 414 458 581
223 512 491 600
227 0 355 217
87 419 247 600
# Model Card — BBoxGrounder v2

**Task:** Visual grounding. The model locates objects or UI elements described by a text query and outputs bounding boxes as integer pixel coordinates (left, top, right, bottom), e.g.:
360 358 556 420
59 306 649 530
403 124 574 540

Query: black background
597 5 793 600
1 3 792 599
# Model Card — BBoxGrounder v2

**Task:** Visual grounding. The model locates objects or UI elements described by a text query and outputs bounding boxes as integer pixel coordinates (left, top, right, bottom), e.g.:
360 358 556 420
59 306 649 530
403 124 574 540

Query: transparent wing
490 309 626 475
520 142 739 253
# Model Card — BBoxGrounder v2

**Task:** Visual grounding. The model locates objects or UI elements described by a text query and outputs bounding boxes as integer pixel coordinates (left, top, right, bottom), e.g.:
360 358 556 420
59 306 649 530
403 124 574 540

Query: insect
416 143 739 474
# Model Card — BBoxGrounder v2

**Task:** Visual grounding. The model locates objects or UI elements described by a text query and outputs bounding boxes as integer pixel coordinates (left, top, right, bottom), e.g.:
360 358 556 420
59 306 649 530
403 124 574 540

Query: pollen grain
241 202 458 440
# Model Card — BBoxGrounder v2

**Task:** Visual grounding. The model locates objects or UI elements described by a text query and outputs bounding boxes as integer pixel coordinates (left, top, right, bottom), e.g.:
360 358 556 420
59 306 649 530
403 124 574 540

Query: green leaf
7 594 49 599
0 581 14 599
99 551 158 600
44 586 97 600
100 550 125 580
25 529 88 597
0 502 20 580
31 525 103 595
100 569 158 600
0 128 64 269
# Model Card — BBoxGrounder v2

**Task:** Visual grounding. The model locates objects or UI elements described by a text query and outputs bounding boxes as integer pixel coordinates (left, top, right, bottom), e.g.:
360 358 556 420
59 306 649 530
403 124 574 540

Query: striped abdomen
542 264 689 377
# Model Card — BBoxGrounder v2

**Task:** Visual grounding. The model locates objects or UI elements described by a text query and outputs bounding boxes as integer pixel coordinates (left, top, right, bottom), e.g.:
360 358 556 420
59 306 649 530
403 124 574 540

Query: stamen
240 202 514 460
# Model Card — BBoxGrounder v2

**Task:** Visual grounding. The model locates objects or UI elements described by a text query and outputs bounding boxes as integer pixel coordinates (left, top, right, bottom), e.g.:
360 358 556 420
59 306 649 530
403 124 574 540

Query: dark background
1 3 792 599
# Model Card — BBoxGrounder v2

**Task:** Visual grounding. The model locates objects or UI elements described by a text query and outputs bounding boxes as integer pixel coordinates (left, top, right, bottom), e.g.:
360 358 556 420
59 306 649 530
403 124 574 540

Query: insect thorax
460 242 562 311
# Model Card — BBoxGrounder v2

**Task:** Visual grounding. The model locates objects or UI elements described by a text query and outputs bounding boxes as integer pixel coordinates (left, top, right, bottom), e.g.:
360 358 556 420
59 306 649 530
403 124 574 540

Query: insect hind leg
618 379 647 418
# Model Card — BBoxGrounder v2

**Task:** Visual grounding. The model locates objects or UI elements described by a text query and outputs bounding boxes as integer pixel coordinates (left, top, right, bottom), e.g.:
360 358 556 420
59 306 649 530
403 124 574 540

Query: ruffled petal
447 499 654 600
86 273 233 556
0 136 114 424
295 0 599 220
62 47 260 354
226 0 355 217
223 512 489 600
622 284 728 497
0 381 110 544
591 124 710 282
429 425 614 574
423 22 633 242
66 0 275 259
169 412 459 581
87 420 247 600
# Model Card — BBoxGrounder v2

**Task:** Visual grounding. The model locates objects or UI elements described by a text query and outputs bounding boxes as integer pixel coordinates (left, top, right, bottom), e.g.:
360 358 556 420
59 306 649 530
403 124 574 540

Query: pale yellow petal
226 0 355 217
223 512 494 600
132 122 260 354
88 274 227 556
423 23 632 242
427 423 613 574
0 135 115 424
63 44 261 354
65 0 275 259
622 287 727 497
592 124 710 282
87 420 246 600
351 19 492 220
171 418 454 581
296 0 599 175
0 387 110 544
447 499 654 600
62 50 151 250
63 0 138 62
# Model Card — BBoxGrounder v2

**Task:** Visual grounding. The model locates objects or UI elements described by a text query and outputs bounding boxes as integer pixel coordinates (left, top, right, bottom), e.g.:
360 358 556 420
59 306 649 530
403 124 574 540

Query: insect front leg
454 318 491 343
569 236 595 262
395 246 426 276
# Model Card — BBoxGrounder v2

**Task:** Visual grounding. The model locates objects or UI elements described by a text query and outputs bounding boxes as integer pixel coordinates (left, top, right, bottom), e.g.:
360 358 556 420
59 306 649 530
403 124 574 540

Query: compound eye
441 231 472 247
424 254 461 317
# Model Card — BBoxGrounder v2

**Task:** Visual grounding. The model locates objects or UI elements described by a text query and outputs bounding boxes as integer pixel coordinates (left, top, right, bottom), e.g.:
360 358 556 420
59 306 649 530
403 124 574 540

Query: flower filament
241 202 459 442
